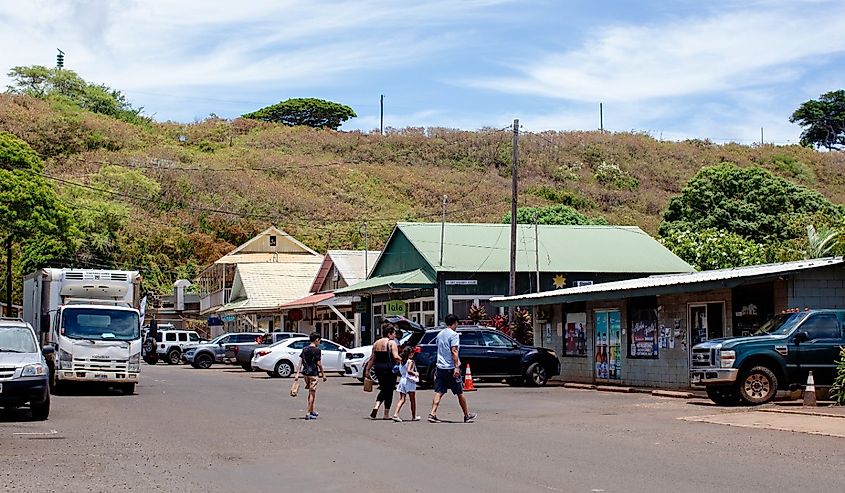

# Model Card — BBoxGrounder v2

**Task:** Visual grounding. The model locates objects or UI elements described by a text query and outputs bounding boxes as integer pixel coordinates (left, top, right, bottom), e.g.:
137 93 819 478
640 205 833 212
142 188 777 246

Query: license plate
94 373 108 380
691 373 702 383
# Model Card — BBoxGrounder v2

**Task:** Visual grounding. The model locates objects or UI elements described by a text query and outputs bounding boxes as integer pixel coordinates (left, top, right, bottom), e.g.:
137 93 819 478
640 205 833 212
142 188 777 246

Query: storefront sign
221 315 236 323
384 300 407 316
564 312 587 357
208 316 224 326
445 280 478 286
629 307 659 358
354 302 367 313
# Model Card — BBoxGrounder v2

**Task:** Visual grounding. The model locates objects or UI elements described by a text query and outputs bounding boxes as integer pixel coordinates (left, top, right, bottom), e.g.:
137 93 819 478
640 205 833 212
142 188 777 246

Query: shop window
373 305 382 315
628 296 659 359
423 300 435 311
690 303 725 346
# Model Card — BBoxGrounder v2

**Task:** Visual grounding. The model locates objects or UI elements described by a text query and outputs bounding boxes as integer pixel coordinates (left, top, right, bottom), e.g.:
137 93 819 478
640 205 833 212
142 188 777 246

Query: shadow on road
53 382 129 397
0 407 37 422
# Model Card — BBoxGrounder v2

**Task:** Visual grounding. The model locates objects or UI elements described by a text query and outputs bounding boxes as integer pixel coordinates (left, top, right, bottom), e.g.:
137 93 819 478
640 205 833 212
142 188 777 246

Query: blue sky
1 0 844 144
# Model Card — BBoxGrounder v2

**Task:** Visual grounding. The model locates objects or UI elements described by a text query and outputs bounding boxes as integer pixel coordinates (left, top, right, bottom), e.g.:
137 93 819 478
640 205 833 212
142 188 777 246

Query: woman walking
392 346 420 422
364 323 401 419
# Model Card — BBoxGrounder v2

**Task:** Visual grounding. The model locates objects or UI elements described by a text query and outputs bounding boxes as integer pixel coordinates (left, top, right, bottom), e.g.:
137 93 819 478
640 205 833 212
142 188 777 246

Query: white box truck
23 268 142 395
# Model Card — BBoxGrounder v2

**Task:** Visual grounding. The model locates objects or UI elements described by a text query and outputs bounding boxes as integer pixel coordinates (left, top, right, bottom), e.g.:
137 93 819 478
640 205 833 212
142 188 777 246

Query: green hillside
2 92 845 293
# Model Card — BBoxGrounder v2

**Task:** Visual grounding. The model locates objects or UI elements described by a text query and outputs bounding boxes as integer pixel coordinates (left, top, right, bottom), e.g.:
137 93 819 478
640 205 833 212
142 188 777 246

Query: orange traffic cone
463 363 476 391
803 371 817 407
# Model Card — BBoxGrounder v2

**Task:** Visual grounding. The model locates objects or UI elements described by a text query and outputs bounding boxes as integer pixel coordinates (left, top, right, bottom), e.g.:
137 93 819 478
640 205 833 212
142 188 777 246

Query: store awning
334 269 436 295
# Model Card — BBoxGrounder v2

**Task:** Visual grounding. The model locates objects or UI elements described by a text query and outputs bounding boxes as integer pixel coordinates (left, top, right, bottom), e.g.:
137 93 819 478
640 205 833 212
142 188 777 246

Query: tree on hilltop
242 98 356 130
790 90 845 151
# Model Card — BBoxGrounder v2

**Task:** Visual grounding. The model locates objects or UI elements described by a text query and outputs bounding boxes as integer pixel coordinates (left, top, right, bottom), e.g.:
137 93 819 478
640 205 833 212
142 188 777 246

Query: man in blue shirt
428 314 477 423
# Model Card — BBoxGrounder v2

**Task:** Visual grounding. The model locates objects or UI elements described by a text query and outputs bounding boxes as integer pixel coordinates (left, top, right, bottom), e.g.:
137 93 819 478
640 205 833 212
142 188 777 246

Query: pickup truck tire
121 383 136 395
705 385 741 406
525 362 548 387
738 365 778 405
274 360 295 378
194 353 214 369
30 393 50 421
166 348 181 365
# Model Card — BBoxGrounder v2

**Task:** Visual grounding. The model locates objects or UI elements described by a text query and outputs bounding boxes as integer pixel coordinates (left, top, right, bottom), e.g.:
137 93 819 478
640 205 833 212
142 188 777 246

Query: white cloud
468 4 845 103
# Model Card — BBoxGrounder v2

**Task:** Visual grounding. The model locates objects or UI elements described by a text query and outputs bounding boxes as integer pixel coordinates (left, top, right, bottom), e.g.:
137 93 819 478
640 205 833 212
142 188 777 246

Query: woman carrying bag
363 323 401 419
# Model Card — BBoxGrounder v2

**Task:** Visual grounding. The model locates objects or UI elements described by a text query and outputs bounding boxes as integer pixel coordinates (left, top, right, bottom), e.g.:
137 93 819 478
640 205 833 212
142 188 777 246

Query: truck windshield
753 312 809 336
0 327 38 353
61 308 140 341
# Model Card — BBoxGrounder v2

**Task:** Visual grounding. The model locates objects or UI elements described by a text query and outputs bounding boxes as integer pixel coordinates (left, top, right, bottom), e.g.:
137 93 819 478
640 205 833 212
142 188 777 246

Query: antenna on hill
599 103 604 133
380 94 384 135
56 48 65 69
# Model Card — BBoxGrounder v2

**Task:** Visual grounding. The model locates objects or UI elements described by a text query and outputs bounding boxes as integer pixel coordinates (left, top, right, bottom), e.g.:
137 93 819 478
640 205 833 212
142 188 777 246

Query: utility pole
509 119 519 300
439 195 448 266
599 103 604 133
360 222 369 276
534 212 540 293
760 127 764 146
380 94 384 135
5 236 12 317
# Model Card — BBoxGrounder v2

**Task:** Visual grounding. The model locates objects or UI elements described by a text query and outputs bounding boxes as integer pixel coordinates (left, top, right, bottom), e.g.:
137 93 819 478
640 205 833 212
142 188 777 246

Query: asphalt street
2 364 843 493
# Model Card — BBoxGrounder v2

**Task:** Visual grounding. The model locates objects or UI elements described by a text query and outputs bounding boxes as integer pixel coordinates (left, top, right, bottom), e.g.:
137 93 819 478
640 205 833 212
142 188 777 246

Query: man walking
428 314 477 423
296 332 327 420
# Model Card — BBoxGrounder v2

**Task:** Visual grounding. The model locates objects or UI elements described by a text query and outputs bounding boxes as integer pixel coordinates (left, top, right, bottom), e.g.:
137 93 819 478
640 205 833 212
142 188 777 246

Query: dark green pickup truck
690 309 845 405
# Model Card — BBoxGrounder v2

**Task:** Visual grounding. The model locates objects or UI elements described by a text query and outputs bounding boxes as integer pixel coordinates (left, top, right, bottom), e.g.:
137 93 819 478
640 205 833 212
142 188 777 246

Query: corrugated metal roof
396 222 693 274
309 250 381 292
218 260 323 313
492 257 845 306
334 268 436 295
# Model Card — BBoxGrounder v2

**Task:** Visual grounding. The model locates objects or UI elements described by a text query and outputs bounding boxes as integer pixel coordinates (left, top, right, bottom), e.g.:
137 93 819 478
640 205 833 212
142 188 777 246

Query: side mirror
793 331 810 344
41 345 55 356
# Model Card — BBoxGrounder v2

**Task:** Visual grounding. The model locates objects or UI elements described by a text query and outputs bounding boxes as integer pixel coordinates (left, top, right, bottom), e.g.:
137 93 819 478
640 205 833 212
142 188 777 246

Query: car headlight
59 348 73 369
720 350 736 368
22 363 47 377
129 352 141 372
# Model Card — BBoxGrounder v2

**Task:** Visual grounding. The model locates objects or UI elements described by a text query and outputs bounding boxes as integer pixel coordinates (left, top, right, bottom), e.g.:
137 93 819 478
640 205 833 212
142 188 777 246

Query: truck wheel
274 360 294 378
525 362 548 387
166 349 181 365
122 383 136 395
144 355 158 365
30 393 50 421
194 353 213 369
738 366 778 405
705 385 741 406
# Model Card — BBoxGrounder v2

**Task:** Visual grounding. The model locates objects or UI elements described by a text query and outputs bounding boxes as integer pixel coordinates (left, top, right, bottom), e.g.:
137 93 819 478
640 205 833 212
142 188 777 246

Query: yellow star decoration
552 274 567 289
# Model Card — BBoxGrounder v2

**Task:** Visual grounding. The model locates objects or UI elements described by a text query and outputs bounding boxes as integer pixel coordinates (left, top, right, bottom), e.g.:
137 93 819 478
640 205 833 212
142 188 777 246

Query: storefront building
336 222 693 345
492 257 845 388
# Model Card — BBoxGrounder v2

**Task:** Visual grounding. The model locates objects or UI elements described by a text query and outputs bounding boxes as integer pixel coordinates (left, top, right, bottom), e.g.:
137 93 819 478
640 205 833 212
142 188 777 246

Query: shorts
434 368 463 395
304 375 319 391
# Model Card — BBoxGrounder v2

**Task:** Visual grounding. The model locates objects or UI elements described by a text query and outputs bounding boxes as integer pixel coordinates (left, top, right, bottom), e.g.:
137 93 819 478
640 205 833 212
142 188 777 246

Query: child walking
392 346 420 422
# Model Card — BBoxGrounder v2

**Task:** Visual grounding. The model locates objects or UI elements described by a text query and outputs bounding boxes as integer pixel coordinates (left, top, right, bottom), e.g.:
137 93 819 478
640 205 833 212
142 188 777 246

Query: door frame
687 301 726 364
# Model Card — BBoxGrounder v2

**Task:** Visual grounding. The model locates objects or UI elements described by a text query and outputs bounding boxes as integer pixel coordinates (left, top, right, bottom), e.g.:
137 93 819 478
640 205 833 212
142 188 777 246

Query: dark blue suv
415 326 560 387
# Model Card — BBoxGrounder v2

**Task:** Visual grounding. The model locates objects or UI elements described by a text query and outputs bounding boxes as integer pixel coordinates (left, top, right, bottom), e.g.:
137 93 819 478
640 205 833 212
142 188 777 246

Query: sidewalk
682 405 845 438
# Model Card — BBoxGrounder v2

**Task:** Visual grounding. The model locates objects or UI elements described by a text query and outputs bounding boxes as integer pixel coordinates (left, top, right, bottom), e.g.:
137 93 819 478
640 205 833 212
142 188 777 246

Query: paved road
2 364 843 492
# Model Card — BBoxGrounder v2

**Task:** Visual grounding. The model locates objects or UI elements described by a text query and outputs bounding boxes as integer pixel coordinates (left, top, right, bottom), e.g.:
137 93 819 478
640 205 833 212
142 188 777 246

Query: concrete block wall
620 289 732 389
789 265 845 309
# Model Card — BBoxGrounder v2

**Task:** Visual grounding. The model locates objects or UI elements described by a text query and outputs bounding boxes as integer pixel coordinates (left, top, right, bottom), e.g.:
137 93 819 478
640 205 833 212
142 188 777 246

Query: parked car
150 329 202 365
691 309 845 405
182 332 264 369
0 318 53 420
252 337 349 378
224 332 307 371
344 316 427 382
414 326 560 387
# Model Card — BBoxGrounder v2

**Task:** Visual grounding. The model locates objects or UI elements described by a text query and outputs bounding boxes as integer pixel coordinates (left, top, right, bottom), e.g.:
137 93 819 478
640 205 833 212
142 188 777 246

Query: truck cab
690 309 845 405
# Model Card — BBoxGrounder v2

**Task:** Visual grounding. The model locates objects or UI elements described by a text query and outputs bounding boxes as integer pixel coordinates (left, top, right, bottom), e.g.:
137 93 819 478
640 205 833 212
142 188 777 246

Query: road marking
13 429 58 436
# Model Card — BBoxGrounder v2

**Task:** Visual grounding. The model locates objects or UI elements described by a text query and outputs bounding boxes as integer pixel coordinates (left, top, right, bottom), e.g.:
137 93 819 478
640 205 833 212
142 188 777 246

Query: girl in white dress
392 346 420 422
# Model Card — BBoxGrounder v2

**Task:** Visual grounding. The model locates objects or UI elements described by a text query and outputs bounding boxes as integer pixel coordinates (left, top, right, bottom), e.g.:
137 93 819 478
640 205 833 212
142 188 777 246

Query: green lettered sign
385 300 407 316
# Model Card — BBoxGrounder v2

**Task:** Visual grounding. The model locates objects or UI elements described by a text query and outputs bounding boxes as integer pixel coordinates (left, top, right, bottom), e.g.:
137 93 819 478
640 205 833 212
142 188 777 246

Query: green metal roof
395 222 693 274
333 268 435 295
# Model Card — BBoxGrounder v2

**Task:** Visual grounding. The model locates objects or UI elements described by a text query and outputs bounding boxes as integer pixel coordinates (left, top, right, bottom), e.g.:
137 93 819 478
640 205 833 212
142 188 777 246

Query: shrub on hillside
594 161 639 190
659 228 767 271
503 204 607 225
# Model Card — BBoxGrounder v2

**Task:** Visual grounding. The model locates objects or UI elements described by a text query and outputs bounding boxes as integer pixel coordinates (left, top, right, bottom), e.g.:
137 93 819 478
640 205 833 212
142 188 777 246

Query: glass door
595 310 622 381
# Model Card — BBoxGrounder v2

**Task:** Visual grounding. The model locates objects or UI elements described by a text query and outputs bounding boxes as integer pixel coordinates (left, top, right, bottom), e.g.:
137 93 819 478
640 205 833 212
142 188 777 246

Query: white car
252 337 349 378
343 329 418 382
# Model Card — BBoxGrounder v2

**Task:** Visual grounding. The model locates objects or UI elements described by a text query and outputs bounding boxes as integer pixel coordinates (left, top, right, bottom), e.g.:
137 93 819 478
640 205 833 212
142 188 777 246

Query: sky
1 0 844 144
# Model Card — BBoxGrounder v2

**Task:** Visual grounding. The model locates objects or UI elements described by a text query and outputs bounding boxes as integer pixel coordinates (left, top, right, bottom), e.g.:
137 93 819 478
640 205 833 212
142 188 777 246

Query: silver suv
154 329 202 365
0 318 53 420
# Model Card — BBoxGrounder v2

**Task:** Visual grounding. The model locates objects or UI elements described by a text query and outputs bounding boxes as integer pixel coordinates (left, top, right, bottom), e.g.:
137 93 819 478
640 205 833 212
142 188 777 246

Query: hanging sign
384 300 407 316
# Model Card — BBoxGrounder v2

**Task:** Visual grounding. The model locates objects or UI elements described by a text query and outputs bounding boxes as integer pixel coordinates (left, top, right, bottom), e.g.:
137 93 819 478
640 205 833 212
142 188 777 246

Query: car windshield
0 327 38 353
753 312 809 336
61 307 140 341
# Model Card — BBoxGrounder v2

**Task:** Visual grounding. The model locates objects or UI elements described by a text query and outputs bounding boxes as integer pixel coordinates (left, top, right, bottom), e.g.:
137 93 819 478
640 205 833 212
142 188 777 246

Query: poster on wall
594 310 622 380
564 313 587 357
629 307 659 358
